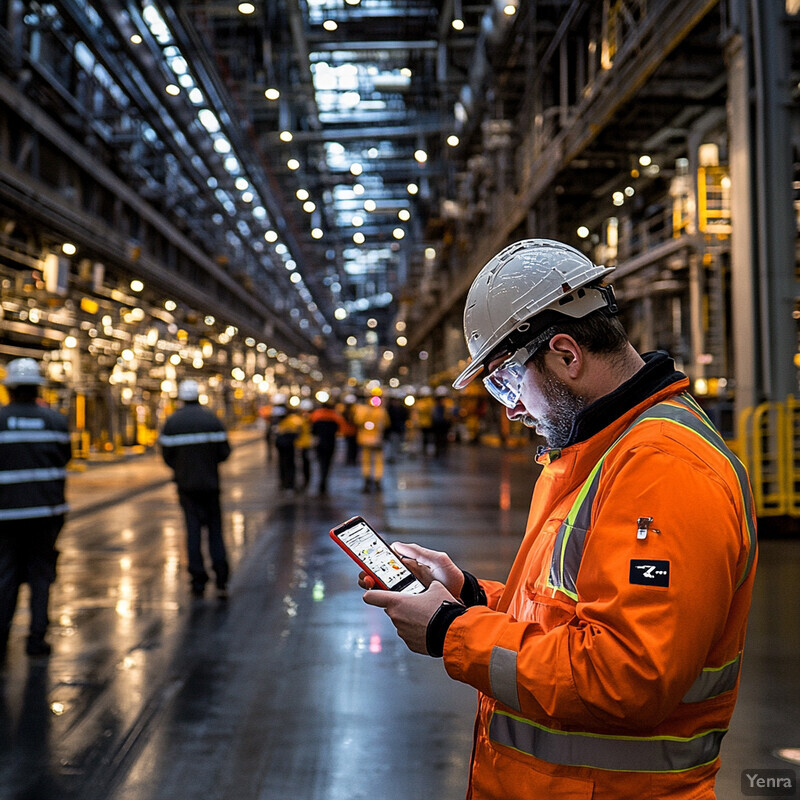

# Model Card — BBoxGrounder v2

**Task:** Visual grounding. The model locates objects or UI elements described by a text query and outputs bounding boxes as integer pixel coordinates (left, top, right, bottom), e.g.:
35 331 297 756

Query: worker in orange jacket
362 239 757 799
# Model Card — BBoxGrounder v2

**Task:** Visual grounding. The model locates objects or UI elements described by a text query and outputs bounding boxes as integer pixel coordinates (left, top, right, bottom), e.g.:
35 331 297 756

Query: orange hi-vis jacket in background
443 374 757 800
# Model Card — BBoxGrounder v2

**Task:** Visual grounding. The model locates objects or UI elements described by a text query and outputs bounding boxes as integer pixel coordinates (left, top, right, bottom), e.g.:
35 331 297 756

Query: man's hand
362 581 457 655
358 542 464 597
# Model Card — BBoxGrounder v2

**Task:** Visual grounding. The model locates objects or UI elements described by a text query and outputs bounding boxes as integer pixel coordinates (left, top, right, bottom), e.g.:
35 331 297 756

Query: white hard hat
272 392 287 405
434 385 449 396
178 379 200 401
299 399 314 411
3 358 45 388
453 239 616 390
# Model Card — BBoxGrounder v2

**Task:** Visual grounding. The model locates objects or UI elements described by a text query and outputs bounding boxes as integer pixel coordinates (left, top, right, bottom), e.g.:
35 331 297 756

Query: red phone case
329 515 400 590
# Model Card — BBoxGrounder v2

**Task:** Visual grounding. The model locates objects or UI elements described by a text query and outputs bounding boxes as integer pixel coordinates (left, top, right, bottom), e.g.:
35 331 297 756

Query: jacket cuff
460 571 488 607
426 600 468 658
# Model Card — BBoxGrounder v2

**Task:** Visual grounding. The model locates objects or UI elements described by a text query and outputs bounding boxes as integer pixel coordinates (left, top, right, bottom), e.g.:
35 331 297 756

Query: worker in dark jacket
160 380 231 599
0 358 71 658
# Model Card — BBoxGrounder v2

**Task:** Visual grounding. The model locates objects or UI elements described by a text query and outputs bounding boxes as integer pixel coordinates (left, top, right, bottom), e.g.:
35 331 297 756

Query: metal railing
732 396 800 518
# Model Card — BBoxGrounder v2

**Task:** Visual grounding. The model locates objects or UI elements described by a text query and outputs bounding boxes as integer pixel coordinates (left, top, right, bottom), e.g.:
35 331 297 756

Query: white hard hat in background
272 392 287 405
299 399 314 411
453 239 616 390
3 358 45 388
178 379 200 401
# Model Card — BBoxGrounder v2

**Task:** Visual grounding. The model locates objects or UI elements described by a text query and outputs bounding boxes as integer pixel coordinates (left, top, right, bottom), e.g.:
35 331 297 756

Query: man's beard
522 369 586 449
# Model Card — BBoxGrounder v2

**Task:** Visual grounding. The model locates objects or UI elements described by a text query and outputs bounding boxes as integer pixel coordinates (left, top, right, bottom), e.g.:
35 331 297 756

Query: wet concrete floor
0 431 797 799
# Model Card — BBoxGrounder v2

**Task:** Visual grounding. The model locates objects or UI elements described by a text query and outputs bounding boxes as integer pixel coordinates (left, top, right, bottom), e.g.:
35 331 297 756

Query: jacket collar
537 351 686 461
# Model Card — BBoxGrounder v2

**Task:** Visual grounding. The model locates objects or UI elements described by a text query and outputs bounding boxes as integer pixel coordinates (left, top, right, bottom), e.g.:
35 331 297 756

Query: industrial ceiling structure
158 0 521 364
1 0 798 409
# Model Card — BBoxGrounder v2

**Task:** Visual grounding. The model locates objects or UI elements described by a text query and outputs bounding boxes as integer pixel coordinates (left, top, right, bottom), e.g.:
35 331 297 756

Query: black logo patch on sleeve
629 559 670 587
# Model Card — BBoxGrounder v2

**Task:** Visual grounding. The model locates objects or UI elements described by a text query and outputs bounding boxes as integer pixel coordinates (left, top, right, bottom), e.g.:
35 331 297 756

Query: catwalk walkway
0 431 797 799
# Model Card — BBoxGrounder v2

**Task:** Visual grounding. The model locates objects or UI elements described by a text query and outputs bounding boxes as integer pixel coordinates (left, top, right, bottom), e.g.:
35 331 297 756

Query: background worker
362 239 757 799
272 399 304 493
160 379 231 599
352 389 390 493
0 358 71 658
296 399 314 492
310 400 345 495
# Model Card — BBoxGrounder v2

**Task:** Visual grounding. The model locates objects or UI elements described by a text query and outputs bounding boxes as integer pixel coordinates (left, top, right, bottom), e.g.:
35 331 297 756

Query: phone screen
332 517 423 593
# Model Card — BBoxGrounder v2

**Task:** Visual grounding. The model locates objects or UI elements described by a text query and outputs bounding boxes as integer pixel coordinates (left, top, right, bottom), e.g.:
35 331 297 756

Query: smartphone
330 515 426 594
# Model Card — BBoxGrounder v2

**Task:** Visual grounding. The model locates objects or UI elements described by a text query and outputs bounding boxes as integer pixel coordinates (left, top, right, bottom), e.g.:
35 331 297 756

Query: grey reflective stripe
0 503 69 521
548 466 601 601
681 654 741 703
0 467 67 485
489 711 726 772
0 430 70 444
159 431 228 447
489 646 521 711
639 395 757 588
547 393 757 599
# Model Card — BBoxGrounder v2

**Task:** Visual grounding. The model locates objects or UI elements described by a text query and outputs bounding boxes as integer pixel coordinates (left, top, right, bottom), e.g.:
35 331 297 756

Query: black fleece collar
565 351 686 447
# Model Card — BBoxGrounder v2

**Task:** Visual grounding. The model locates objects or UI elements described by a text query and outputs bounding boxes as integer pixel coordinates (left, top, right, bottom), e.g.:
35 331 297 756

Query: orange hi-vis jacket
443 378 757 800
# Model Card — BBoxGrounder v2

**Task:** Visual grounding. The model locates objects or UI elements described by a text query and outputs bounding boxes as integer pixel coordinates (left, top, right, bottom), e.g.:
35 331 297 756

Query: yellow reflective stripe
489 646 521 712
548 395 756 600
681 654 742 703
489 711 726 773
643 397 757 588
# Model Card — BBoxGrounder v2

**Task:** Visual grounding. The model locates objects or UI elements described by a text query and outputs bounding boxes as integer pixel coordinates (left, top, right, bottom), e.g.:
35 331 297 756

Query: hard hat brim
452 359 484 390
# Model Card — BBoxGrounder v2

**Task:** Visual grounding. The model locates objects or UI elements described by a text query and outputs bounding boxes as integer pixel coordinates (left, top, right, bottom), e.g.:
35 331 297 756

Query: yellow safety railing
733 396 800 518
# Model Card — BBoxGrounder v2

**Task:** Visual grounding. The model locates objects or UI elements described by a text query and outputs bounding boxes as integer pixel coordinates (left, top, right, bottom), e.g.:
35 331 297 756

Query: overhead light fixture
503 3 517 15
130 279 144 292
447 135 460 147
323 19 338 31
130 34 142 45
398 209 410 221
311 228 323 239
353 232 365 244
392 228 405 240
287 159 300 170
577 226 590 239
237 2 255 14
302 201 316 213
352 183 365 195
61 242 77 255
414 150 428 163
452 0 464 30
296 188 309 200
279 130 293 142
350 163 363 176
407 183 419 195
264 88 280 100
363 199 376 212
165 84 180 96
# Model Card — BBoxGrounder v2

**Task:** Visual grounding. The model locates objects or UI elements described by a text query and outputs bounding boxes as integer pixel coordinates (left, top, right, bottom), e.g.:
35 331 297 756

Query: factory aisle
0 433 797 799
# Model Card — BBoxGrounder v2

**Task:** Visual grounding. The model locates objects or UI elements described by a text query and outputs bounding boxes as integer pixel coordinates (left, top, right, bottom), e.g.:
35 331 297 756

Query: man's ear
546 334 582 378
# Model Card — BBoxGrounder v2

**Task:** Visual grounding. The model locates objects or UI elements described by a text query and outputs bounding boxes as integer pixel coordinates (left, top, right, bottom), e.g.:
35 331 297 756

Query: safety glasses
481 329 556 408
